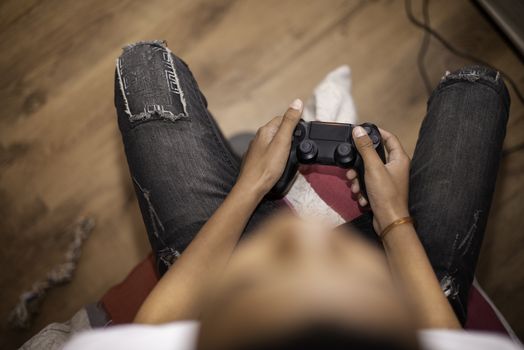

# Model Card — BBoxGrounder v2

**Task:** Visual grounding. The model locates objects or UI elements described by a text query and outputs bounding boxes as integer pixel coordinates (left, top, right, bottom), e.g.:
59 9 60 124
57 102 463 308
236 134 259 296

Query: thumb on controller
352 126 382 169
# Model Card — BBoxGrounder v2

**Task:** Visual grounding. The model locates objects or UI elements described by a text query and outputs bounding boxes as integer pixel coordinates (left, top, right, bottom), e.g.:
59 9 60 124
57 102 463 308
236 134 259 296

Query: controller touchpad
309 122 350 141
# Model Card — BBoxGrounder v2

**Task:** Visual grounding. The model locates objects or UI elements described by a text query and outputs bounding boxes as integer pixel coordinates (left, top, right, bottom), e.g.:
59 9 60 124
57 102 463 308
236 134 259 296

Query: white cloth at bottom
63 321 523 350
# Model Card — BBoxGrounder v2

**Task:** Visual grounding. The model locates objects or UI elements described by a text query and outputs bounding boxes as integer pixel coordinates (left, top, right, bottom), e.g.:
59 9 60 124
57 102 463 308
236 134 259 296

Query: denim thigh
114 41 283 275
409 65 510 324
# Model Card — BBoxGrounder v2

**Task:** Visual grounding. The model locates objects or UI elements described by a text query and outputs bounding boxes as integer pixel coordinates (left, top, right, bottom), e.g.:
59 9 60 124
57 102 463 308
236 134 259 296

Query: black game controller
269 120 386 199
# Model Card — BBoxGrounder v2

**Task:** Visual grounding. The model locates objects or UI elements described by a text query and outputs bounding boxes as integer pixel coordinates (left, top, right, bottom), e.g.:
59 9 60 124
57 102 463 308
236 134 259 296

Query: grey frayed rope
8 217 96 329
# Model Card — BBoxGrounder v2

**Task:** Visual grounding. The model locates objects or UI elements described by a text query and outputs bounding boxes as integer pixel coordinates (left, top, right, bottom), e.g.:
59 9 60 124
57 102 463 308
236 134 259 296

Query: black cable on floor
417 0 432 96
405 0 524 105
405 0 524 157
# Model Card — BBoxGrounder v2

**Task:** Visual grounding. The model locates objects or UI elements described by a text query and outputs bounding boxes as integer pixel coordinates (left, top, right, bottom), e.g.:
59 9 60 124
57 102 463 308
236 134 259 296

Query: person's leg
409 65 510 324
115 40 284 275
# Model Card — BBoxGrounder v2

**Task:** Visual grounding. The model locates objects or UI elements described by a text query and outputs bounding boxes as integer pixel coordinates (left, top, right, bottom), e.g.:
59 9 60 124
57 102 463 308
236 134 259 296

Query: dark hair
230 323 419 350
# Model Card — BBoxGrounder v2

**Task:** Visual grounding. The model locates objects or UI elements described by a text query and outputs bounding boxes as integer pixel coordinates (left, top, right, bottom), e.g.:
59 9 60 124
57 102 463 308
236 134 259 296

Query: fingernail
289 98 303 111
353 126 366 138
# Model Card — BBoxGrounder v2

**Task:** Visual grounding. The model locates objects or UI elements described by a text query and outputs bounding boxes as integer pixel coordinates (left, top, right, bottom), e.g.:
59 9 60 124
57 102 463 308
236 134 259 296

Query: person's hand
235 99 303 199
346 127 411 234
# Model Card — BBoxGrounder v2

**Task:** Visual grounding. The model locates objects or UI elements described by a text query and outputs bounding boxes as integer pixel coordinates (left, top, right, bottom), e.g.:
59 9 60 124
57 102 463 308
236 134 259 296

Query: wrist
376 207 410 233
380 216 414 239
381 221 416 247
231 180 266 203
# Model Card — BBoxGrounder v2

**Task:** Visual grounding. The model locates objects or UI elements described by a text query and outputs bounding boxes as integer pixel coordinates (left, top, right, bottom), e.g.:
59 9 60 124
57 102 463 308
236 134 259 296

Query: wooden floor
1 0 523 347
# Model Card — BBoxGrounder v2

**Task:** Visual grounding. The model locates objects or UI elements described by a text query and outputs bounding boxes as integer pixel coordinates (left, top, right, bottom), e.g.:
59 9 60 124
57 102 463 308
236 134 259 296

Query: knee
118 40 188 69
441 65 509 97
435 64 510 110
114 40 190 125
440 65 501 86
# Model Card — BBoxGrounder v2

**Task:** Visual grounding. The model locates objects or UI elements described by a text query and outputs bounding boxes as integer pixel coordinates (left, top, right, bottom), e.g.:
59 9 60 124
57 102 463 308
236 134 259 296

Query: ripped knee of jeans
436 64 510 109
440 274 460 299
439 64 504 87
116 40 188 125
157 246 181 273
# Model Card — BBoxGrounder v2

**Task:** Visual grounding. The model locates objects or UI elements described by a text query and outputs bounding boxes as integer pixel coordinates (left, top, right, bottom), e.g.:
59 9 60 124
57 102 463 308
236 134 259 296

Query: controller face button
364 126 372 134
371 134 379 144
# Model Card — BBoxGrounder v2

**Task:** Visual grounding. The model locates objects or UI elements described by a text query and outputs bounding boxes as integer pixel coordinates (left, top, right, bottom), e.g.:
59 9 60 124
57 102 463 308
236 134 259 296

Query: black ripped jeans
114 41 510 325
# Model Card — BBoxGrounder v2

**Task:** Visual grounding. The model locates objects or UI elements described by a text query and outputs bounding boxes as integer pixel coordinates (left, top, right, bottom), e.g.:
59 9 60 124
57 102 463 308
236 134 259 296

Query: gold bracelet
380 216 414 239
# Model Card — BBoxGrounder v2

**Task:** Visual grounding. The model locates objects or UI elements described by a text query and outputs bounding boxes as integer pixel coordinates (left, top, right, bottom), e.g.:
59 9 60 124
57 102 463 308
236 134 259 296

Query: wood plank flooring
1 0 523 348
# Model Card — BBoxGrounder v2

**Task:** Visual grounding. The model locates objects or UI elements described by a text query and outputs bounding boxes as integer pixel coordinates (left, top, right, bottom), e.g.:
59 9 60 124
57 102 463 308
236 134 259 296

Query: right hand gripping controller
269 120 386 199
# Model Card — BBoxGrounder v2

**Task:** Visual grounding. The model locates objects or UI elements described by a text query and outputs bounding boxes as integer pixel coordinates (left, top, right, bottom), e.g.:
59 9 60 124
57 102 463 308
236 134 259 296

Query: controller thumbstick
298 140 317 163
334 142 355 167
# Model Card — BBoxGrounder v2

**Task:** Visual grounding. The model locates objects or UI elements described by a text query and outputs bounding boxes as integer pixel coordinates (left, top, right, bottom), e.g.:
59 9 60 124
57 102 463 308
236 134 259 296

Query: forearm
135 183 262 324
134 100 302 324
382 223 461 329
